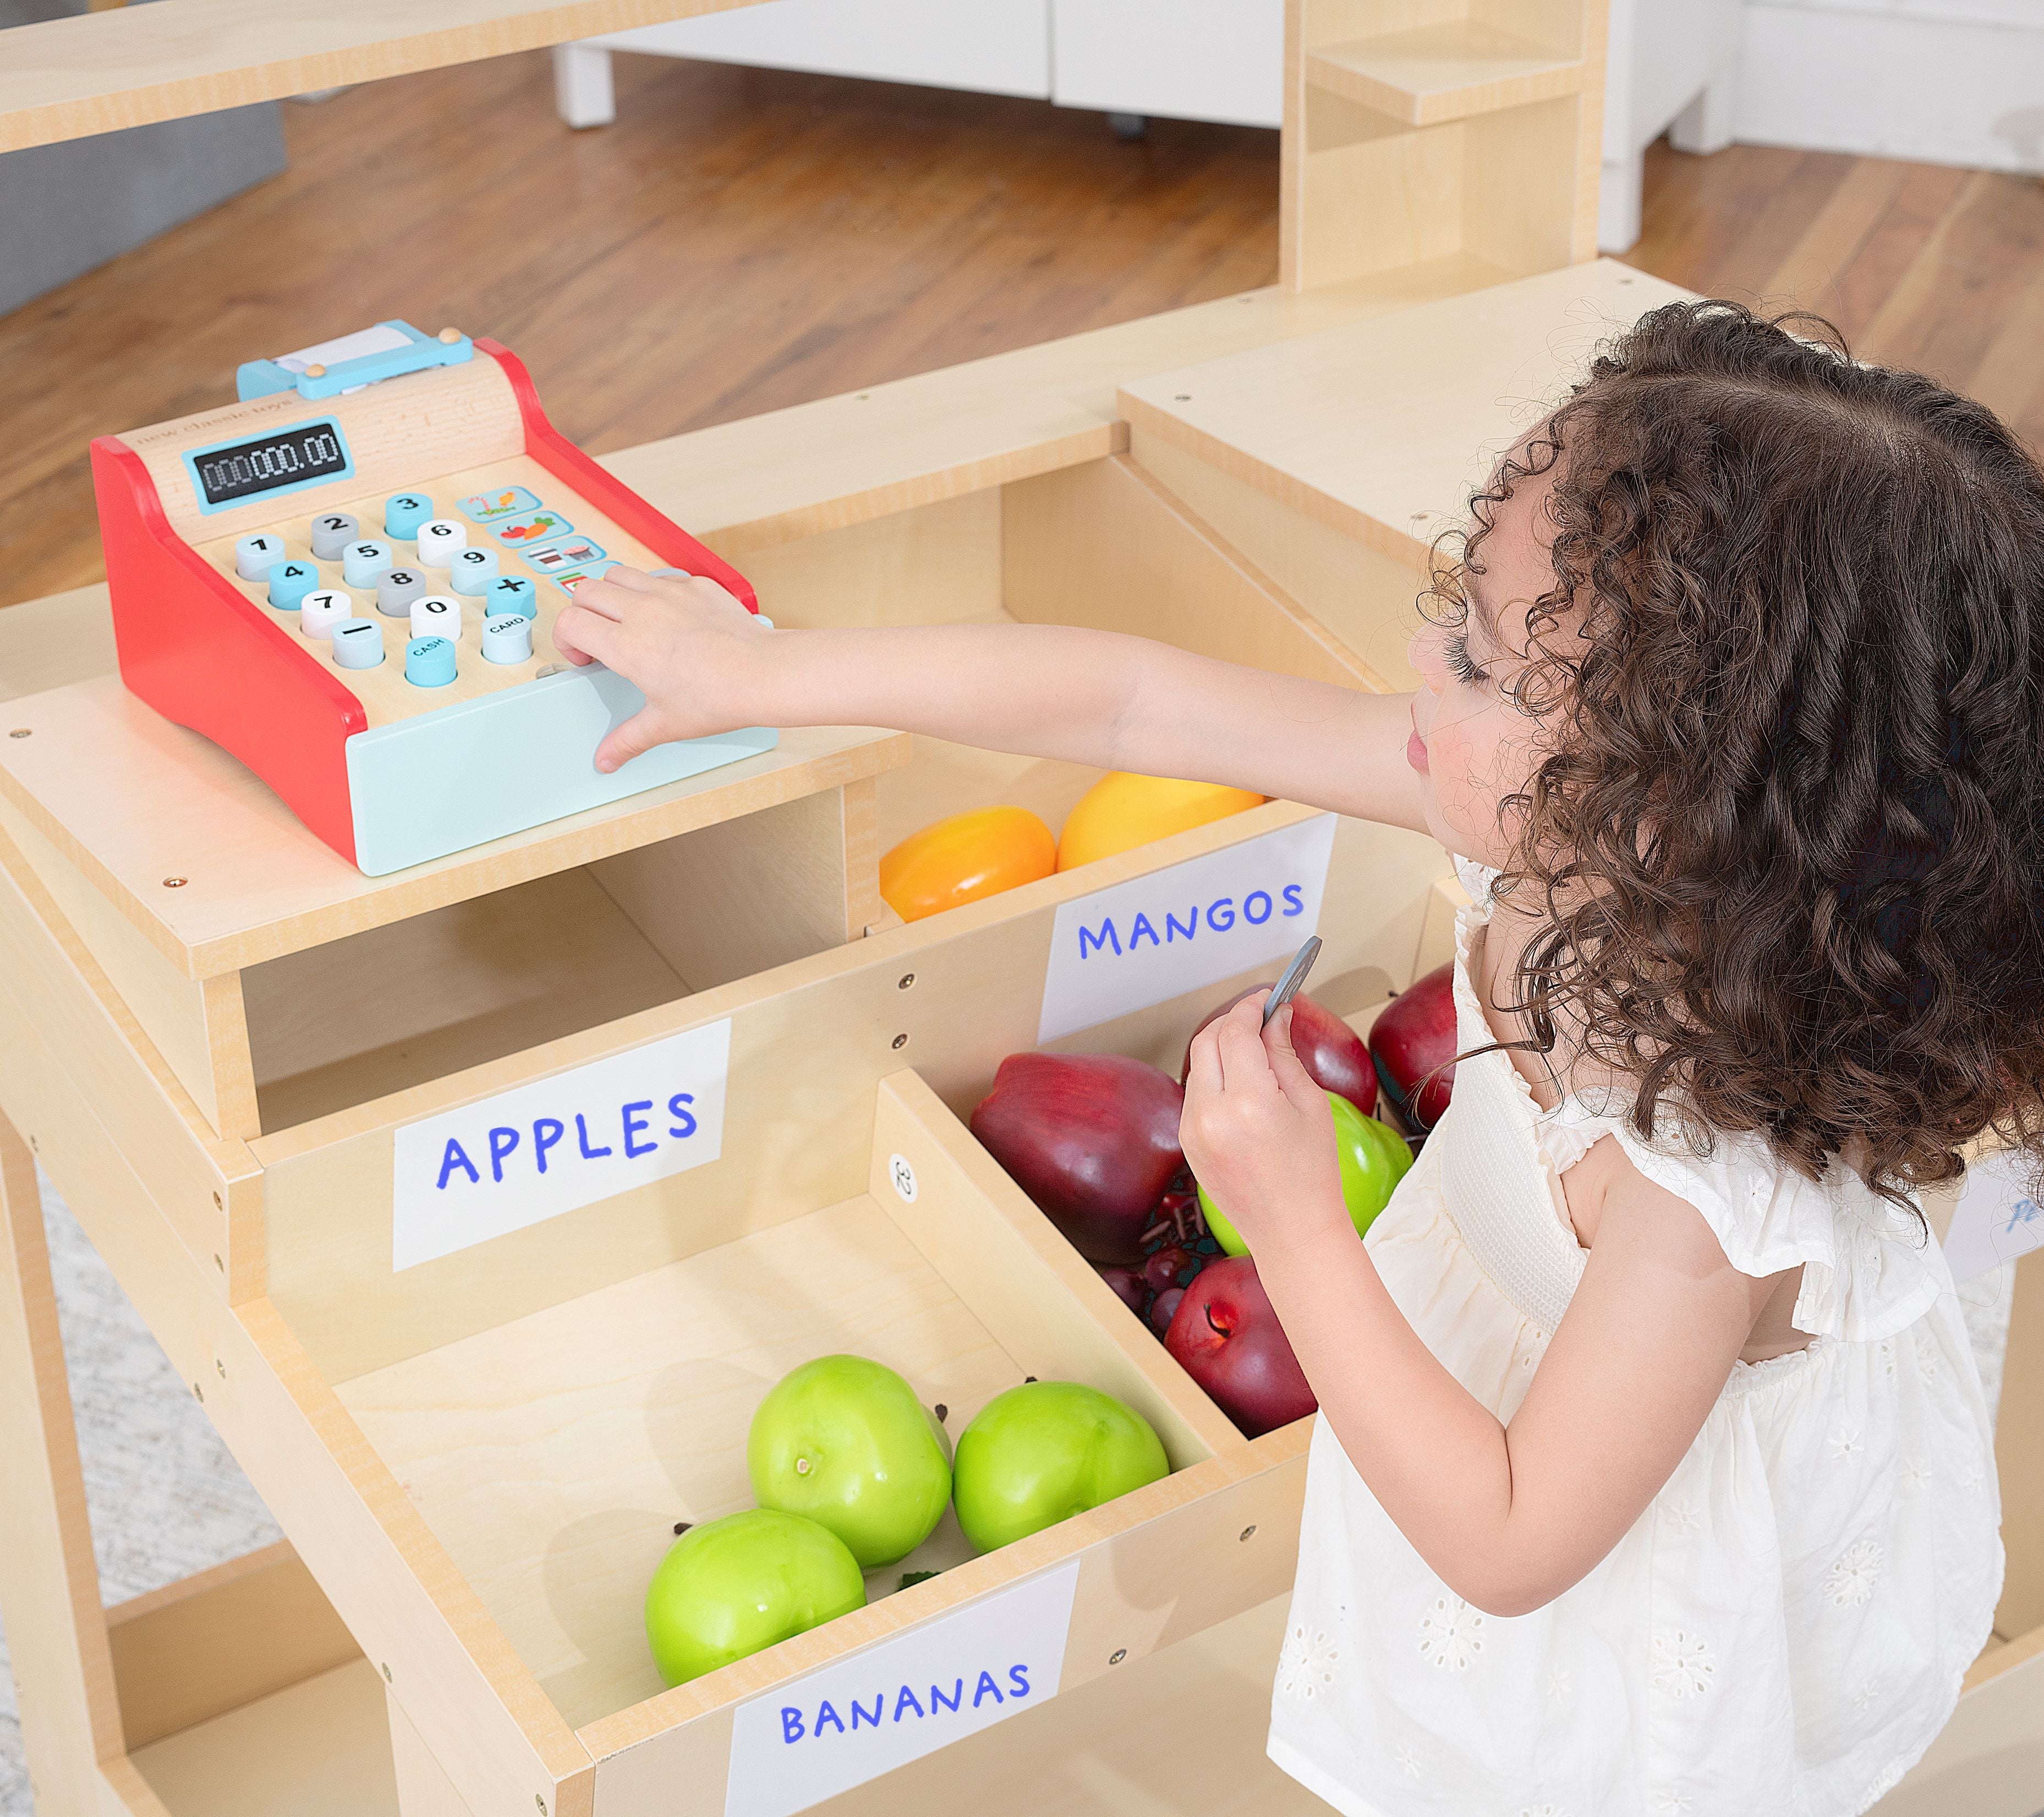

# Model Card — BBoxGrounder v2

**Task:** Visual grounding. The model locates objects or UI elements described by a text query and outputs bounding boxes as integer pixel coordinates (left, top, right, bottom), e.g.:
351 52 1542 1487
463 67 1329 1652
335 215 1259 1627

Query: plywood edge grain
0 0 766 152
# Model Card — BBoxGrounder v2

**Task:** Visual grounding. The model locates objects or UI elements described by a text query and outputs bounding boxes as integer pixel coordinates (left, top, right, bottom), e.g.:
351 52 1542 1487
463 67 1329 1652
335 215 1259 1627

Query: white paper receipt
724 1561 1080 1817
390 1020 730 1270
1037 814 1338 1043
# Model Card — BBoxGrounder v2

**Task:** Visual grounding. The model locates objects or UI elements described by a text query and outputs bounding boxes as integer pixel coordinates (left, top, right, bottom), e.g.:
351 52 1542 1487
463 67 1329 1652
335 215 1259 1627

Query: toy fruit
747 1356 953 1568
951 1381 1169 1552
644 1509 866 1686
1165 1257 1316 1438
1182 987 1378 1117
1198 1091 1411 1257
879 807 1057 923
1371 962 1458 1130
1096 1263 1147 1316
1055 773 1264 871
970 1052 1185 1263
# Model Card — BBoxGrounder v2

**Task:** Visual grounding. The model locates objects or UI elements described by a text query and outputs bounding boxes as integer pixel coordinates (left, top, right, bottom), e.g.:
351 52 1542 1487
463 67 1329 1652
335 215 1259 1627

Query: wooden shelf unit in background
1282 1 1607 291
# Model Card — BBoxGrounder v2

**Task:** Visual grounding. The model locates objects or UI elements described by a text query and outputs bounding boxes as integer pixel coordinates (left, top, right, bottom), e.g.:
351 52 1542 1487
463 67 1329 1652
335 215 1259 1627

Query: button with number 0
234 533 288 581
331 619 385 669
384 494 432 540
415 519 466 566
480 613 533 664
343 540 394 587
267 561 318 610
309 512 359 560
377 568 428 617
300 589 353 639
410 594 461 644
485 575 536 617
450 546 500 594
405 636 457 687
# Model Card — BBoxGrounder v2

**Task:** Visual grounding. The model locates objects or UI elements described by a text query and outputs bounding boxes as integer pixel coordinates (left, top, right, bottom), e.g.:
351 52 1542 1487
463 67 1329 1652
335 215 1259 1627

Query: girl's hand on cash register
555 566 775 771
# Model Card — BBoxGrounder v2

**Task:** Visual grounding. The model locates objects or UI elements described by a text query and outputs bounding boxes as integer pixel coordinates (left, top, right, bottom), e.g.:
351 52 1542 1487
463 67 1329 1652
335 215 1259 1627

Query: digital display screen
189 420 350 507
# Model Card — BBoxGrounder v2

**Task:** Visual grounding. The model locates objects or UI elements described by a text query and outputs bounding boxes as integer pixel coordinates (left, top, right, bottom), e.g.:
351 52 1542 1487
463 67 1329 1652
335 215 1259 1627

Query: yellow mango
880 807 1057 922
1055 774 1265 871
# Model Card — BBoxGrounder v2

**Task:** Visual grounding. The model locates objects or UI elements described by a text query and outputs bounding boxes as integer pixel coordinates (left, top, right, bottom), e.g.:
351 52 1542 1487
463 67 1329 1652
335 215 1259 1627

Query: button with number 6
415 518 466 566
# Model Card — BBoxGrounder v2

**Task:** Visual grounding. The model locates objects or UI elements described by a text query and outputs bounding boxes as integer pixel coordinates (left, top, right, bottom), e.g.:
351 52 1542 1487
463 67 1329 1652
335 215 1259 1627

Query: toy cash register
91 321 774 875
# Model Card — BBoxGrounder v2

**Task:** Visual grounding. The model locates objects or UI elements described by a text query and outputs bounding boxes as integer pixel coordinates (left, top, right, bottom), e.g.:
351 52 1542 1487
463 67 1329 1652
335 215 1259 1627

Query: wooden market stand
0 4 2036 1815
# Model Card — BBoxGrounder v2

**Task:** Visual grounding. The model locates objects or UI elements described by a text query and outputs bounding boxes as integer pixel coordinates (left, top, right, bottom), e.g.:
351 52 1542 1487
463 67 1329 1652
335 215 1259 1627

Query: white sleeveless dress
1267 861 2003 1817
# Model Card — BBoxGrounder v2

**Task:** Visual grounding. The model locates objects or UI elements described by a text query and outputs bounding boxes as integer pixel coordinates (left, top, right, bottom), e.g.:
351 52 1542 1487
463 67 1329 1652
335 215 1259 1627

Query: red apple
971 1053 1185 1263
1096 1265 1146 1316
1149 1286 1183 1337
1164 1256 1316 1438
1143 1246 1197 1296
1369 963 1457 1131
1182 988 1377 1117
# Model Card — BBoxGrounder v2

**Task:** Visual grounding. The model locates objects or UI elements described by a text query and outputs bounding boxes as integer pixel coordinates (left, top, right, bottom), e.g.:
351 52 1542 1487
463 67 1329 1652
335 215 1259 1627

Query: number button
343 540 394 588
234 533 287 581
450 546 500 594
376 568 428 617
266 561 318 610
409 595 461 644
384 494 432 540
331 619 385 670
480 613 533 664
405 636 457 688
300 589 353 639
309 512 359 560
415 519 466 567
485 575 536 617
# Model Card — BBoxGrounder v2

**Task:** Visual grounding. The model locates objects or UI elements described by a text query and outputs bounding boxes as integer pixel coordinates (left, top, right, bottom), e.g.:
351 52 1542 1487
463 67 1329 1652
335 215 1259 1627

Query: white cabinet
1600 0 1742 253
556 0 1283 132
1050 0 1283 129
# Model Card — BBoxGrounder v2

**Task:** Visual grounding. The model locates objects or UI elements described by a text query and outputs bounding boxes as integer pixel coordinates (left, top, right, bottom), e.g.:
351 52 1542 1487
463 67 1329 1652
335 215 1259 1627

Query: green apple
951 1381 1168 1552
747 1355 953 1568
644 1509 865 1687
1199 1091 1413 1257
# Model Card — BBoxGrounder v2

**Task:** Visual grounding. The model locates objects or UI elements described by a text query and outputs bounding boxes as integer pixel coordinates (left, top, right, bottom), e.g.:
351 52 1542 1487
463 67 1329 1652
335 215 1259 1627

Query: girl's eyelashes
1445 630 1490 686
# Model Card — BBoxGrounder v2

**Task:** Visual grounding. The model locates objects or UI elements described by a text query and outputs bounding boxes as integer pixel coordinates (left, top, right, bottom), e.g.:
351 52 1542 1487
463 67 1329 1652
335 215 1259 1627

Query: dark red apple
1096 1265 1146 1316
1164 1256 1317 1438
1143 1246 1196 1296
1181 988 1377 1117
971 1053 1185 1263
1149 1286 1183 1337
1369 962 1457 1131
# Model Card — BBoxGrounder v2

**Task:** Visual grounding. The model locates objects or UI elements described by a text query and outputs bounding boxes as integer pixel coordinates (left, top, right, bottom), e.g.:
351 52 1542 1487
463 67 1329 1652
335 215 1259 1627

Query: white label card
1037 814 1339 1044
724 1561 1081 1817
390 1020 730 1270
1940 1144 2044 1283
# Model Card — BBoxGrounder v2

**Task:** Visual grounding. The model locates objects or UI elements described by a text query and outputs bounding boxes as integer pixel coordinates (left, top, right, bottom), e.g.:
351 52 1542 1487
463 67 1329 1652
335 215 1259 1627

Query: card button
480 613 533 664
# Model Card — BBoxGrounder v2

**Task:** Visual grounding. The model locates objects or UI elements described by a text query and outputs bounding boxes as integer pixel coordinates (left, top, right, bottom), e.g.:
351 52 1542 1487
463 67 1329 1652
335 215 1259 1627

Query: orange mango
1055 774 1264 872
880 807 1057 923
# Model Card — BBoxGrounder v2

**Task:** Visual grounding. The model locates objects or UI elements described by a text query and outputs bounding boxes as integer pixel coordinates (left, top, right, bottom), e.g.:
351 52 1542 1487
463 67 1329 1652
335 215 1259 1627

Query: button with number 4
415 519 466 566
267 561 318 610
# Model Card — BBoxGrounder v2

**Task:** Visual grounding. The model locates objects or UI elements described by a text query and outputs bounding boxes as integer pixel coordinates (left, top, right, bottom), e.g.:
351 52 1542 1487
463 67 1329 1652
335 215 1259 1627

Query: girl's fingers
1186 1021 1225 1098
552 604 625 669
1263 1003 1321 1103
1214 999 1275 1091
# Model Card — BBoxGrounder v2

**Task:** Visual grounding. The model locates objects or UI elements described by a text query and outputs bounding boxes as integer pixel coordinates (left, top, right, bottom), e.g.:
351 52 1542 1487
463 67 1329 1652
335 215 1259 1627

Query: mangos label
390 1020 730 1270
724 1560 1080 1817
1037 813 1338 1044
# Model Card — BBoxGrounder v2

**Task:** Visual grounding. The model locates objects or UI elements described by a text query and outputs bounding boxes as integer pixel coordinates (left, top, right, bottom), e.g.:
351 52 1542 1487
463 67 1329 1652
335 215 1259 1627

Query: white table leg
554 42 618 130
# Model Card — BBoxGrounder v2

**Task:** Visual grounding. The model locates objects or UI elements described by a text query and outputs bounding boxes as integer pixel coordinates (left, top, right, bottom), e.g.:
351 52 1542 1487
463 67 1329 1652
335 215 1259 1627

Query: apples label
1940 1143 2044 1282
390 1020 730 1270
1037 814 1339 1044
724 1559 1079 1817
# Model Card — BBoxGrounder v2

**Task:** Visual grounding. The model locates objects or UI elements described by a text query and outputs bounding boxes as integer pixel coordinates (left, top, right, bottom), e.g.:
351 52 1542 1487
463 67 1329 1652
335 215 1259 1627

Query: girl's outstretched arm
1182 994 1780 1617
553 567 1429 831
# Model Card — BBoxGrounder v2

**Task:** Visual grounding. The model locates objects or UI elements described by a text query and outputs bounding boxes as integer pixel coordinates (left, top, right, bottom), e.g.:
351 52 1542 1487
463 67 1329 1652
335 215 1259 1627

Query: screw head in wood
897 973 916 990
163 877 188 888
381 1662 392 1682
1109 1649 1127 1666
891 1032 909 1049
1240 1525 1257 1542
8 728 28 738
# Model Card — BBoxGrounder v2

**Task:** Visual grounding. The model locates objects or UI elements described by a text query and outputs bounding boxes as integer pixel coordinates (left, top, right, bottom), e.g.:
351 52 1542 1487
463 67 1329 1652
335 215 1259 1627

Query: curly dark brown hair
1436 299 2044 1209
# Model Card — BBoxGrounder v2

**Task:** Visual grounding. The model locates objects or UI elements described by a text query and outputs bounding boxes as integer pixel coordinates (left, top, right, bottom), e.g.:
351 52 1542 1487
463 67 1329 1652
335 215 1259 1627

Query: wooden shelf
0 0 765 154
1306 20 1587 129
0 675 906 978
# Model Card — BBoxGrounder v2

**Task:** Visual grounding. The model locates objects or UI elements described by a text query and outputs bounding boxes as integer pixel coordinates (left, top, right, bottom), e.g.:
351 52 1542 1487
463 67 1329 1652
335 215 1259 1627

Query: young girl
558 302 2032 1816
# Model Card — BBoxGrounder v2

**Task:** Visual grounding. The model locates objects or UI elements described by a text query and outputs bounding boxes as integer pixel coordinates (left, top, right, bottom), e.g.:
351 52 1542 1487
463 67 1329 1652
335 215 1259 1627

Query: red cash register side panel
92 436 367 866
475 339 759 613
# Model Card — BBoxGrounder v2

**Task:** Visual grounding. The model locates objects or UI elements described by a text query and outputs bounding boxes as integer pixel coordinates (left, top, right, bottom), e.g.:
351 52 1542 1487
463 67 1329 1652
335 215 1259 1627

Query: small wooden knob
305 363 326 377
439 327 462 344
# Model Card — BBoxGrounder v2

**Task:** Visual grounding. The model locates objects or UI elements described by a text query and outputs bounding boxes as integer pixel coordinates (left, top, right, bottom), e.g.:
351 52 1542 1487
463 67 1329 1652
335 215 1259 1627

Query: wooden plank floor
3 49 2043 612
